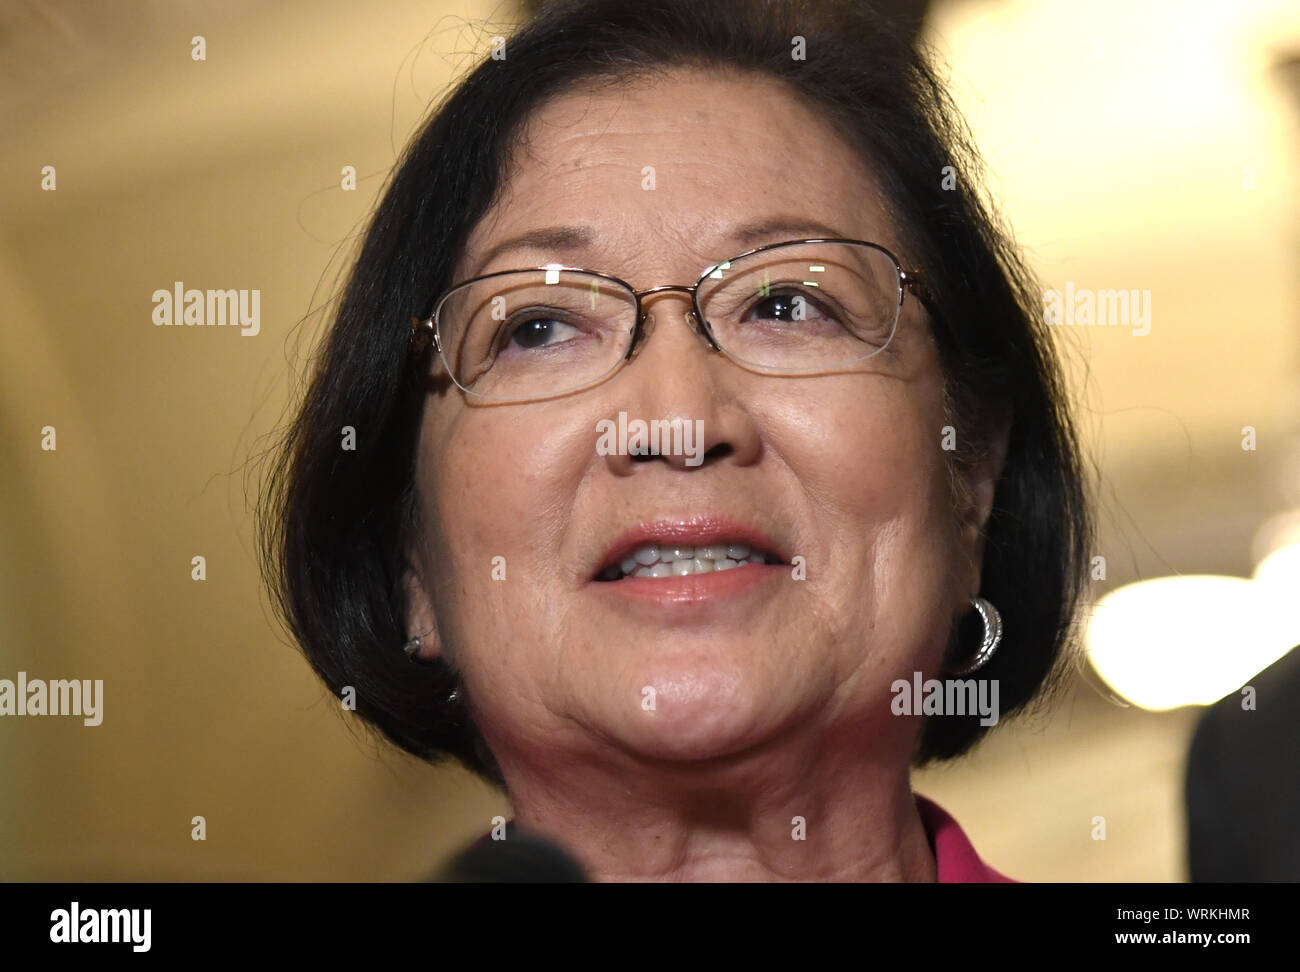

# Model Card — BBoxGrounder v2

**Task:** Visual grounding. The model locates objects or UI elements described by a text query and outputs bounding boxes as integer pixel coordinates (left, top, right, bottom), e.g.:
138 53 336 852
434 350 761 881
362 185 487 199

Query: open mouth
594 542 786 581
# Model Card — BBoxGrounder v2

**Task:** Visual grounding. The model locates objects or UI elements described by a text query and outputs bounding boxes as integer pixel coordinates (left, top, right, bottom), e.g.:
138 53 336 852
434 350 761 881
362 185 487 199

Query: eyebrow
471 225 596 276
466 216 854 278
728 216 851 248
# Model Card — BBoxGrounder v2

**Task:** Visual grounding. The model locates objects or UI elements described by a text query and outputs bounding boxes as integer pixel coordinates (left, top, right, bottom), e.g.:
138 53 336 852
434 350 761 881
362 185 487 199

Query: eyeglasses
410 238 930 404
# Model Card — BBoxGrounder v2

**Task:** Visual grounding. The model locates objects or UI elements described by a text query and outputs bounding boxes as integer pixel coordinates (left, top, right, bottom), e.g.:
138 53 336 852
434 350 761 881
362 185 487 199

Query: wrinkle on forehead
455 68 912 284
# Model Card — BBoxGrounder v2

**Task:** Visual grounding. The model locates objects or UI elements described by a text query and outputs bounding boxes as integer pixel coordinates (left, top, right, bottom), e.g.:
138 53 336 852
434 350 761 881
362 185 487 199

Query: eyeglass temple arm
901 269 932 307
411 316 438 353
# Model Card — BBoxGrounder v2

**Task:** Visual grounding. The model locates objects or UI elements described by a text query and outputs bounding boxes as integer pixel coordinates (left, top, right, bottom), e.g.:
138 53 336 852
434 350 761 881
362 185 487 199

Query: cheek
419 403 592 636
776 377 954 531
771 377 963 648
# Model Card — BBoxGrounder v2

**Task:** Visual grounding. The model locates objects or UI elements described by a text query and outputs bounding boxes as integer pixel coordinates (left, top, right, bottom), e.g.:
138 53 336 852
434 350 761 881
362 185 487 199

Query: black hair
257 0 1094 787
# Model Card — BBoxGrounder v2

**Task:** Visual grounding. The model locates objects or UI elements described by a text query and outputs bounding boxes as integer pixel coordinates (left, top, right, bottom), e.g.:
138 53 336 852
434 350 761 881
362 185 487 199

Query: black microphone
434 829 589 882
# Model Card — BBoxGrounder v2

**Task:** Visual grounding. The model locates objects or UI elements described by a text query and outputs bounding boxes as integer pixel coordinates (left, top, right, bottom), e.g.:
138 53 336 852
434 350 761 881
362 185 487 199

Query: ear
956 406 1012 599
401 556 444 662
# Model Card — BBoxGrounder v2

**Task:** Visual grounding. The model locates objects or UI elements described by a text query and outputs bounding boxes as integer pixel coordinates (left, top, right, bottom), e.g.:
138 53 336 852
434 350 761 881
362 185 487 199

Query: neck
497 724 937 882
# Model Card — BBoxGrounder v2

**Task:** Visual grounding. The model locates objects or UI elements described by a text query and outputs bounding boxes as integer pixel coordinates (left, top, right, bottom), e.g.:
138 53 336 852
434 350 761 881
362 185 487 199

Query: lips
590 515 789 581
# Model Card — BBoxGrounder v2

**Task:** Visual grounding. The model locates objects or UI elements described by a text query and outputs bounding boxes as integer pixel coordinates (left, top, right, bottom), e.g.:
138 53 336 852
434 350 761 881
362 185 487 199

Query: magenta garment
915 792 1017 883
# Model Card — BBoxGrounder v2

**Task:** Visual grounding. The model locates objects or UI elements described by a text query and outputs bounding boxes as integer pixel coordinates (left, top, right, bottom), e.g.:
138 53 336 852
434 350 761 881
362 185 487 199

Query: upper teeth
615 542 766 578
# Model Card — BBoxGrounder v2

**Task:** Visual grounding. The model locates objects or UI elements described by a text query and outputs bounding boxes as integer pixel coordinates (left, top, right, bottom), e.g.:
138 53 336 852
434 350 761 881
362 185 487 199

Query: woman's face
406 70 998 781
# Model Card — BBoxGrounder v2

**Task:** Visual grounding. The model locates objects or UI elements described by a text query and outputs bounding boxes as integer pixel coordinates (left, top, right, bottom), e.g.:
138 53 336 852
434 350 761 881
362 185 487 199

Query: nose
602 287 760 472
628 285 717 359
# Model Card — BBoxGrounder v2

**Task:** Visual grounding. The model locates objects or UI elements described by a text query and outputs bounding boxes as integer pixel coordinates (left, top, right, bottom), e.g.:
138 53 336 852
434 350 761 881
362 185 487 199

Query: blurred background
1 0 1297 881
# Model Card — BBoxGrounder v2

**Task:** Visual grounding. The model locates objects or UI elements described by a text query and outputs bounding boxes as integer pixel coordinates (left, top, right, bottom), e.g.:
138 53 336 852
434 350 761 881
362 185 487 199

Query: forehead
454 69 903 284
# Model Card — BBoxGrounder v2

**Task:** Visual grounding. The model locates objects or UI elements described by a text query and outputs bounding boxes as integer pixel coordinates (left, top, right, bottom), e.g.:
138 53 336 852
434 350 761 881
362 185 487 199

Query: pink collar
915 793 1017 882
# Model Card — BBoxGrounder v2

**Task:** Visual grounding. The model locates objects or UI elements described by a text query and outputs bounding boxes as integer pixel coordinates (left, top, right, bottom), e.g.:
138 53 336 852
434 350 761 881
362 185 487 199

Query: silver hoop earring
951 597 1002 676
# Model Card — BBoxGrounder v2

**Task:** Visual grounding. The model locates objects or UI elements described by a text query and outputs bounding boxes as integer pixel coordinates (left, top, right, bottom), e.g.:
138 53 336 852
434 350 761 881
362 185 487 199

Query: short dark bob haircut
258 0 1093 789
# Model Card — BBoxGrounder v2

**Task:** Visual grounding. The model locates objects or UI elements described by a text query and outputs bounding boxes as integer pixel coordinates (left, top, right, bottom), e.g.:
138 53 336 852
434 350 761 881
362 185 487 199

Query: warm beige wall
0 0 518 879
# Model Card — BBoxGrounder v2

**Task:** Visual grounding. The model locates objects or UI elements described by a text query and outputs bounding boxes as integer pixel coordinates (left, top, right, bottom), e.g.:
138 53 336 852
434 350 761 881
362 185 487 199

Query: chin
604 665 784 764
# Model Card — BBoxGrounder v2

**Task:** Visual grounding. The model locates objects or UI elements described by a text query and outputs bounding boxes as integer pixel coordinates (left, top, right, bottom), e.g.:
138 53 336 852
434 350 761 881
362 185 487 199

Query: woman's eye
505 316 579 350
744 291 835 325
